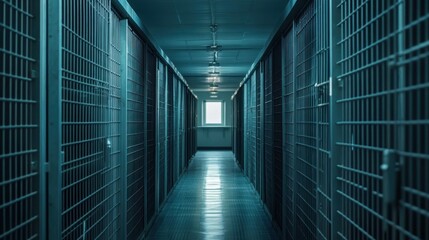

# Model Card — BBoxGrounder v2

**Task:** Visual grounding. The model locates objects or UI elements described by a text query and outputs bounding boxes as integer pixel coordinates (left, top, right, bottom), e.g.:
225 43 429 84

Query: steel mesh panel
146 50 156 220
158 62 166 204
61 0 115 239
400 1 429 238
107 9 122 239
336 0 429 239
294 2 317 239
172 75 178 183
184 90 191 166
244 82 248 175
0 1 39 239
282 27 295 240
264 54 274 212
126 28 145 239
256 66 262 194
250 72 257 186
315 1 331 239
185 91 191 162
336 1 399 239
234 89 244 168
167 69 174 192
272 41 283 228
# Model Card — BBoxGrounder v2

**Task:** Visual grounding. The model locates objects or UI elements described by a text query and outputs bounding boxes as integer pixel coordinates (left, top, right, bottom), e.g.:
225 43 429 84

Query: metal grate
234 89 244 169
336 0 429 239
255 65 262 195
126 27 145 239
0 0 40 239
108 9 122 239
167 69 174 192
158 61 166 205
61 0 115 239
282 27 295 240
264 53 274 212
400 1 429 238
314 0 331 239
146 49 156 221
272 40 283 228
294 2 317 239
250 71 257 186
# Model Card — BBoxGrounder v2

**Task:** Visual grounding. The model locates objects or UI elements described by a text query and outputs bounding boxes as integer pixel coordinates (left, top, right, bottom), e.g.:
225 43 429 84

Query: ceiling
128 0 289 92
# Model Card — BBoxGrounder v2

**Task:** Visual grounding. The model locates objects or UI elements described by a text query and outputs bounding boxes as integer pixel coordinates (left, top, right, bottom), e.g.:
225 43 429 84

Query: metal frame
47 0 62 238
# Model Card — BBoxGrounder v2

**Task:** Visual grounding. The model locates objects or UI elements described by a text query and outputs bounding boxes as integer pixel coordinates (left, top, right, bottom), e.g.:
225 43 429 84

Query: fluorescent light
210 95 218 98
209 62 220 67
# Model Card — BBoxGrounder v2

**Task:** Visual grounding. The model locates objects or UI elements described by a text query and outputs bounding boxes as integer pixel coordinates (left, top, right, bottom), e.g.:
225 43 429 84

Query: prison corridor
145 151 280 239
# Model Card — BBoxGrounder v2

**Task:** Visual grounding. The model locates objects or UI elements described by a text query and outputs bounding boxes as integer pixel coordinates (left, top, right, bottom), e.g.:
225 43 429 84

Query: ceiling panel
128 0 289 92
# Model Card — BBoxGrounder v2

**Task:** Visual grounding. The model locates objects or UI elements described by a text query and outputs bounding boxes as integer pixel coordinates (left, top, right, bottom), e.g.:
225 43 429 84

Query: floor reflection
202 162 224 238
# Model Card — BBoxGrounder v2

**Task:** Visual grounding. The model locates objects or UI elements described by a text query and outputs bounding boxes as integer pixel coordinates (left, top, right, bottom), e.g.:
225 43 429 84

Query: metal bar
119 18 128 240
47 0 62 238
329 0 342 239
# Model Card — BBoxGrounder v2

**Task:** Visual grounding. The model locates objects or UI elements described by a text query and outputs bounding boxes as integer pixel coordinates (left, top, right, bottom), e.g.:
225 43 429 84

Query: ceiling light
210 91 217 95
209 71 220 75
206 45 222 52
209 61 220 67
210 95 218 98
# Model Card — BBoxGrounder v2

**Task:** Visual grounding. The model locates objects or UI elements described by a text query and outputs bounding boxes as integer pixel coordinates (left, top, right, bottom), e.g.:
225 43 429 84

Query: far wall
195 91 234 149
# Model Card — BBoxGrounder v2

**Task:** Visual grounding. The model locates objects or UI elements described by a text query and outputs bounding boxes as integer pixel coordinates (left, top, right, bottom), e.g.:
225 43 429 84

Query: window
204 101 224 125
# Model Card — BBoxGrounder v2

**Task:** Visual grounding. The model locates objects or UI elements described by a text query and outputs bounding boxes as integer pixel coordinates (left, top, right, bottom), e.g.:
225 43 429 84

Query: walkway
145 151 280 239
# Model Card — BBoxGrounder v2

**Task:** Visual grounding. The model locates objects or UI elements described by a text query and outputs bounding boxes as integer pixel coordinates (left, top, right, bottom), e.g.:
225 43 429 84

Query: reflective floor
145 151 280 240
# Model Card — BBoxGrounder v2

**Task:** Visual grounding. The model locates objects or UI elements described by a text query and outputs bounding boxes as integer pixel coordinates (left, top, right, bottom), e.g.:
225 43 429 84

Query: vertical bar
155 60 160 212
281 31 286 240
38 0 47 239
164 64 168 198
292 22 297 240
329 0 342 239
144 43 149 228
47 0 62 238
260 62 265 202
119 18 129 240
396 2 405 239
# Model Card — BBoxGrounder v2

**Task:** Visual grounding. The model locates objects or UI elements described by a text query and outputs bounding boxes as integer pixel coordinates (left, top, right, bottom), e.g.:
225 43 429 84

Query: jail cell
272 40 283 228
172 74 179 183
263 53 274 213
250 72 257 187
400 2 429 237
158 61 167 205
108 9 123 239
179 82 186 174
0 0 41 239
294 2 317 239
60 0 117 239
233 89 243 169
185 90 191 164
167 68 174 192
125 27 146 239
243 80 249 176
314 0 331 239
255 65 262 195
282 26 295 240
334 0 429 239
146 49 157 221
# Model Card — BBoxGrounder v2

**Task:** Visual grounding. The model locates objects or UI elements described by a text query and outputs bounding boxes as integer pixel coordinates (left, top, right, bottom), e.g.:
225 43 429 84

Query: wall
195 91 234 149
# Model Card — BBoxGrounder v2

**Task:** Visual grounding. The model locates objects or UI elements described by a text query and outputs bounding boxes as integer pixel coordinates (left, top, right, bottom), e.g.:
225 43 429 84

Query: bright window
204 101 223 124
